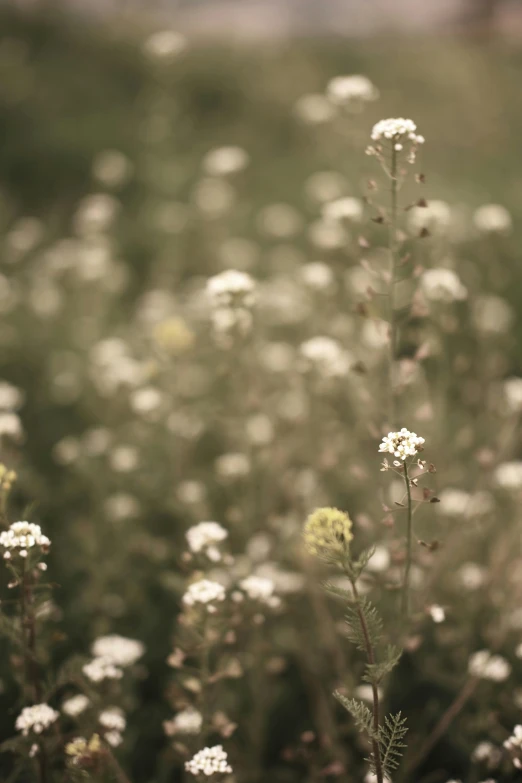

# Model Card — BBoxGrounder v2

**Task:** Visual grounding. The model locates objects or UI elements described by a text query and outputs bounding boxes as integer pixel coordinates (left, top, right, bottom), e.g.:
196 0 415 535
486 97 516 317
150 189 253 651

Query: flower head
91 634 144 667
370 118 424 145
62 694 90 717
468 650 511 682
326 74 379 106
15 704 59 736
164 707 203 736
185 745 232 777
82 657 123 683
304 507 353 560
186 521 228 561
182 579 226 611
378 428 425 461
0 521 50 560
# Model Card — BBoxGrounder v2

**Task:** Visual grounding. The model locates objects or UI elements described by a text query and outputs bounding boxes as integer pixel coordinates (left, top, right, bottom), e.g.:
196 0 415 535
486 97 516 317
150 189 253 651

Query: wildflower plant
303 508 407 783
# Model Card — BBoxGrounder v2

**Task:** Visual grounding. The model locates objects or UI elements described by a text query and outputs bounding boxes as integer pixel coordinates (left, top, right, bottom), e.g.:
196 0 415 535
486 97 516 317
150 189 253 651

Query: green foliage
333 693 375 738
345 597 383 653
378 712 408 778
364 645 403 685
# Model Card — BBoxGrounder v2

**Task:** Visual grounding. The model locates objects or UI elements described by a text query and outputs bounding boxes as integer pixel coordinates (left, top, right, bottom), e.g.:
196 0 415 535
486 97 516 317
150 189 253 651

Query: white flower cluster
99 707 126 747
185 745 232 777
494 461 522 490
0 521 50 560
186 521 228 562
82 657 123 683
15 704 59 735
62 694 90 717
473 203 512 234
370 117 424 145
378 428 425 461
300 337 352 378
91 634 145 667
326 74 379 106
504 725 522 768
182 579 226 611
468 650 511 682
504 377 522 413
239 575 280 607
164 706 203 736
420 268 467 303
206 270 256 346
367 118 424 163
322 197 363 223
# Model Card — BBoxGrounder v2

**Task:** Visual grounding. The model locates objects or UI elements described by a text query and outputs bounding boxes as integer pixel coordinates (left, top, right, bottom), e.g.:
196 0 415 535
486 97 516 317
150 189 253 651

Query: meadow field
1 6 522 783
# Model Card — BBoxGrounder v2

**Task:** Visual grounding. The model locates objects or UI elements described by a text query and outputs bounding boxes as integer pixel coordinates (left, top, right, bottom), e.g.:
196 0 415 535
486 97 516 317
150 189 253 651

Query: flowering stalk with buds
366 119 425 426
303 508 407 783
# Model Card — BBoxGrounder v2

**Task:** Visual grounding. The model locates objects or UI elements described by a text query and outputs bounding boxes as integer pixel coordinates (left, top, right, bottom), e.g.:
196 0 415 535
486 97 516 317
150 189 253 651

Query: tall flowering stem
388 145 399 427
401 462 414 620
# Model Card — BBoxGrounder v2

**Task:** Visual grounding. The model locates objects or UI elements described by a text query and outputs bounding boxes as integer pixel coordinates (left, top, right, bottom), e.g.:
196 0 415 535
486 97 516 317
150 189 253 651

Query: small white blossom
62 694 90 717
468 650 511 682
504 378 522 413
143 30 187 61
504 724 522 768
91 635 145 667
206 270 256 309
378 428 425 461
407 200 452 235
182 579 226 609
420 268 467 303
99 707 126 733
186 522 228 562
16 704 59 736
322 197 363 223
326 75 379 105
215 453 251 480
429 605 445 623
164 707 203 736
82 657 123 683
473 203 512 234
300 336 351 378
239 575 280 607
494 461 522 490
185 745 232 777
0 521 50 556
202 146 249 177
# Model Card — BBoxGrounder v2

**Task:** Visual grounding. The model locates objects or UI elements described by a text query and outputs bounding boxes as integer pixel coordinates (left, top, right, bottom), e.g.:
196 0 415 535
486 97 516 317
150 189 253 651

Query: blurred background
1 1 522 782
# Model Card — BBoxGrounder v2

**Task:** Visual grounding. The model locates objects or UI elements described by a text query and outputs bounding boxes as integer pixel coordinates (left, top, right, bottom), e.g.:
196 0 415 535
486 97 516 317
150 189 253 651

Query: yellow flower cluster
304 507 353 559
0 464 17 493
153 317 195 355
65 734 102 765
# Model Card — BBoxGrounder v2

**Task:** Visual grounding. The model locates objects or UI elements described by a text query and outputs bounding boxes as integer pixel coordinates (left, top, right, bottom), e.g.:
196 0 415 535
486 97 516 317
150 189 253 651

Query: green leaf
345 597 383 652
333 693 376 739
378 711 408 777
364 645 402 685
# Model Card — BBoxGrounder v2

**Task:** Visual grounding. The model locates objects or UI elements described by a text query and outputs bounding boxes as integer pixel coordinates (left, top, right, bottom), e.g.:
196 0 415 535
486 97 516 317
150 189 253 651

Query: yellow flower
153 317 195 355
304 507 353 560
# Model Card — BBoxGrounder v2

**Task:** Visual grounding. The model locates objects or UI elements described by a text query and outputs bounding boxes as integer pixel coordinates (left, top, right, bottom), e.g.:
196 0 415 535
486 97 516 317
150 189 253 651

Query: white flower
294 94 337 124
504 725 522 767
0 521 50 557
300 336 351 378
0 381 23 410
322 197 363 223
99 707 126 733
473 295 513 334
494 461 522 490
468 650 511 682
182 579 226 609
370 117 424 144
378 428 425 460
105 731 123 747
299 262 334 291
130 387 163 416
164 707 203 736
366 546 390 573
186 522 228 561
202 146 249 177
206 270 256 309
143 30 187 61
473 203 512 234
472 740 501 764
420 269 467 303
429 605 445 623
91 635 145 667
0 412 23 440
82 657 123 683
326 75 379 105
215 453 250 479
62 694 90 717
239 575 279 606
185 745 232 777
16 704 59 736
407 200 452 235
437 488 471 516
458 562 486 590
504 377 522 413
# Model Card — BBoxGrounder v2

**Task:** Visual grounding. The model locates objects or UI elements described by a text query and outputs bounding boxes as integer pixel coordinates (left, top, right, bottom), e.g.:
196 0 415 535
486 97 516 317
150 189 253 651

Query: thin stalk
199 615 211 743
387 146 399 428
348 576 384 783
401 462 413 620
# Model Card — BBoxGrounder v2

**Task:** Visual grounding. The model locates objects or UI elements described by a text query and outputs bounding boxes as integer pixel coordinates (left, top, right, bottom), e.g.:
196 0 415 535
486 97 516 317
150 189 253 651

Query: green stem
401 462 413 620
388 146 399 428
349 577 384 783
199 615 211 743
